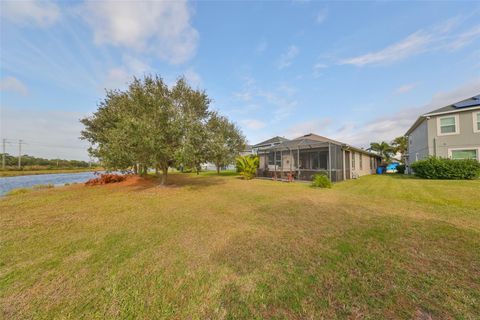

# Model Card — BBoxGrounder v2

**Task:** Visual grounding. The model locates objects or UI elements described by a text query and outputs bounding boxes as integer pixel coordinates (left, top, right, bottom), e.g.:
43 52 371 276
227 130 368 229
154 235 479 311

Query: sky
1 1 479 161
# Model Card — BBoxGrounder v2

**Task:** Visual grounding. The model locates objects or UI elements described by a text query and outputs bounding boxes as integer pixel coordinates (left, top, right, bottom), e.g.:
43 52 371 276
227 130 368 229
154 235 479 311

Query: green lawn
1 173 479 319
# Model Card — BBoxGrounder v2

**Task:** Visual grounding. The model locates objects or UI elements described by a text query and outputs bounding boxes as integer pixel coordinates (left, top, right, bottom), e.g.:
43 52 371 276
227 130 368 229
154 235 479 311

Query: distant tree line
81 75 246 184
1 153 91 169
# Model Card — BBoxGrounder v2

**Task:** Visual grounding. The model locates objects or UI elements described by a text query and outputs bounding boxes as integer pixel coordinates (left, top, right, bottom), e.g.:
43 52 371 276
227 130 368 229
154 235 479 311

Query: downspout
274 149 277 179
297 147 300 180
328 142 331 181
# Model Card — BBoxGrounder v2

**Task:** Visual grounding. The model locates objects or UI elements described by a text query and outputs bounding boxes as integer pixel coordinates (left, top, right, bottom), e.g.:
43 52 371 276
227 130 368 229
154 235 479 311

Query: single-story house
253 133 382 182
405 94 480 173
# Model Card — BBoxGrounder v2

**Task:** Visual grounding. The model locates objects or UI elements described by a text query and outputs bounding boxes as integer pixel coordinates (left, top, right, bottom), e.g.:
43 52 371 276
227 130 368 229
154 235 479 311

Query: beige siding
351 152 377 178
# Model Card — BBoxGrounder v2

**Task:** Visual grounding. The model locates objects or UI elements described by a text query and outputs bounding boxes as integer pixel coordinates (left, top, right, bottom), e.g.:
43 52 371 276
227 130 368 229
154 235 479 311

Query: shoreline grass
1 174 479 318
0 167 103 177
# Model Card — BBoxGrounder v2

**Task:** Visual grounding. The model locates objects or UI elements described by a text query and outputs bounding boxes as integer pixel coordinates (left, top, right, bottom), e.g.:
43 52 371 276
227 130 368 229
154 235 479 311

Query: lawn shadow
118 172 228 192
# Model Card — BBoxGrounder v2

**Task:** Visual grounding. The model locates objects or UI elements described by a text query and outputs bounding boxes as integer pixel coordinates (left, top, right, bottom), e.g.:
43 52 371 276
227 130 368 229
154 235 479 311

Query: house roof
255 133 381 158
425 94 480 115
252 136 289 148
292 133 345 146
406 93 480 135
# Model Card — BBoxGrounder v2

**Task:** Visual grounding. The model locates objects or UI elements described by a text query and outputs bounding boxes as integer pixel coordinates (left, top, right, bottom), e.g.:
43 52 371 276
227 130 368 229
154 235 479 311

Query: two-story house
405 94 480 173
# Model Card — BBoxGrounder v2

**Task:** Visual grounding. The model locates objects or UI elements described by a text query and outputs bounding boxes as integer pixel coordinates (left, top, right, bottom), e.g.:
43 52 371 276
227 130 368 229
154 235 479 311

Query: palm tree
391 136 407 163
369 141 394 163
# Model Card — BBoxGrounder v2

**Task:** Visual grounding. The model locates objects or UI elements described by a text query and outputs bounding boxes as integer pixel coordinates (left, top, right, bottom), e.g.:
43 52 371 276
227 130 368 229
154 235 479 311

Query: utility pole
18 139 22 169
2 138 5 170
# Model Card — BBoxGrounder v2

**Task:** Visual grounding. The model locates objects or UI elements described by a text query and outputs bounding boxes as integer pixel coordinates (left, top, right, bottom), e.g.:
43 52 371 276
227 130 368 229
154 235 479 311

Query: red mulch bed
85 173 127 186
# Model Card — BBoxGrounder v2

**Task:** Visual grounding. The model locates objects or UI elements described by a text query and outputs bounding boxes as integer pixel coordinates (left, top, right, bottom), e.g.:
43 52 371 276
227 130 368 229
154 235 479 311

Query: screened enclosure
256 138 345 182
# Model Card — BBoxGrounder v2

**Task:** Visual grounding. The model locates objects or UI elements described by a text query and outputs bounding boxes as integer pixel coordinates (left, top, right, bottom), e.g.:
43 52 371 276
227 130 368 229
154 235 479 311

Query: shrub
396 164 406 174
410 157 480 180
235 155 259 180
85 174 126 186
311 173 332 188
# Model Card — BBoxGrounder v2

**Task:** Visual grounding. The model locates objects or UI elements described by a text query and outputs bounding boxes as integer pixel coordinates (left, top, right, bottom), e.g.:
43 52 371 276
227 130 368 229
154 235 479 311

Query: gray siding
407 119 429 165
427 111 480 158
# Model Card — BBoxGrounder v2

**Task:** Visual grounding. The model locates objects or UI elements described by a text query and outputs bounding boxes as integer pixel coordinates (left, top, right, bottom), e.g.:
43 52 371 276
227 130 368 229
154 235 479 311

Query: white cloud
447 25 480 50
340 18 480 67
331 78 480 147
277 45 299 69
395 83 418 94
241 119 266 130
184 68 202 88
0 77 28 95
81 0 199 64
313 63 328 78
0 0 60 27
103 68 131 91
340 31 432 66
232 77 299 121
101 55 151 90
316 8 328 24
1 107 90 160
286 118 333 138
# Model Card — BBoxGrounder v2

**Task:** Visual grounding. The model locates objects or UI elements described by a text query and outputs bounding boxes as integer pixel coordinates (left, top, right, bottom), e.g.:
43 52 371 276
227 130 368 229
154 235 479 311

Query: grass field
1 173 479 319
0 168 102 177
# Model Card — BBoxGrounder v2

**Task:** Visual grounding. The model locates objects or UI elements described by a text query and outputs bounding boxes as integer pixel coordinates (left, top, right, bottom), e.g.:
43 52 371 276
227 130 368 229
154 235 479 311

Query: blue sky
1 1 479 160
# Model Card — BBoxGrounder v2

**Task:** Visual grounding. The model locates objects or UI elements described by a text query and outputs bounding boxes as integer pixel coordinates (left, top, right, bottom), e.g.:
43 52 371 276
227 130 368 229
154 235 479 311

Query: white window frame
437 114 459 136
448 147 480 161
473 111 480 133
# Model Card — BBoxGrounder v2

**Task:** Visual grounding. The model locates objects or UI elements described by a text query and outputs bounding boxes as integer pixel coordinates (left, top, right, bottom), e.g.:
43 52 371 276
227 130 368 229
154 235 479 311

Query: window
268 152 274 165
351 152 355 169
359 154 363 170
268 152 282 167
474 112 480 133
450 149 478 160
310 152 320 169
438 115 459 135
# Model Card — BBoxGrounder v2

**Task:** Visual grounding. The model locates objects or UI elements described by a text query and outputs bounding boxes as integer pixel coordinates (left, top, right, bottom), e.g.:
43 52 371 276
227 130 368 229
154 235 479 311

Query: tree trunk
155 166 159 176
216 163 220 175
143 165 148 176
160 166 168 185
133 164 138 175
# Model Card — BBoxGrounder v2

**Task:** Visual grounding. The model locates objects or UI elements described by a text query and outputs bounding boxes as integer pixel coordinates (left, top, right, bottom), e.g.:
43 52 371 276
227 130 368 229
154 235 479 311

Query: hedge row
410 157 480 180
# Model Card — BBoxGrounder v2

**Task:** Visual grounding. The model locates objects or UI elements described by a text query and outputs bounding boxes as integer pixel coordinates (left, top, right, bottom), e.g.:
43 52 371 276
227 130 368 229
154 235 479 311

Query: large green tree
81 75 244 184
207 113 246 174
172 79 212 175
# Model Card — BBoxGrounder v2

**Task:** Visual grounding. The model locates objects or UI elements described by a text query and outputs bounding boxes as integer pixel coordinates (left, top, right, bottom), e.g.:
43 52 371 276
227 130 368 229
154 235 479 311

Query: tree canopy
369 141 395 162
369 136 408 163
81 75 245 184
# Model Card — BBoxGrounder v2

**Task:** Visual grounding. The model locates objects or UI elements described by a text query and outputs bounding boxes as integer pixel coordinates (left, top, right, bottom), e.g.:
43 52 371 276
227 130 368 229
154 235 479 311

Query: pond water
0 171 103 196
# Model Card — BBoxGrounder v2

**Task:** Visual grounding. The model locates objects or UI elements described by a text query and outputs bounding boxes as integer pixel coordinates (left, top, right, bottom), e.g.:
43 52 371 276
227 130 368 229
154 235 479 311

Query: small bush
311 173 332 188
236 155 259 180
411 157 480 180
396 164 406 174
85 174 126 186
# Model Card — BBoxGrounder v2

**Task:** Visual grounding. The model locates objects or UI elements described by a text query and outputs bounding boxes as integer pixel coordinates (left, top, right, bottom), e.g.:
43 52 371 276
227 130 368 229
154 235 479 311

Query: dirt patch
85 174 126 186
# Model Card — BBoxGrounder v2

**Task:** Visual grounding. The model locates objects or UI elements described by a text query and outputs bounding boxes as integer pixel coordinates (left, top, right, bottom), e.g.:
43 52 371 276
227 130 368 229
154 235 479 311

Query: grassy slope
0 168 102 177
1 174 479 319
